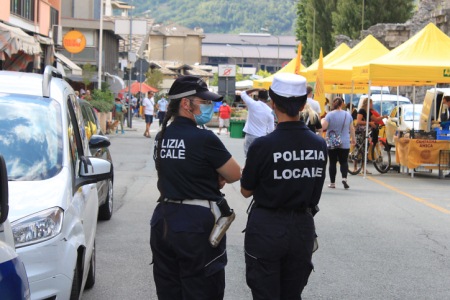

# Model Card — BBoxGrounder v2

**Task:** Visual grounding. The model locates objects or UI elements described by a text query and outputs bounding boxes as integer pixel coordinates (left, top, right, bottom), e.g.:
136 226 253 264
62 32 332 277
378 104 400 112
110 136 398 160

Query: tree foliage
145 68 164 90
333 0 415 39
82 63 96 90
90 84 115 113
296 0 415 65
129 0 297 35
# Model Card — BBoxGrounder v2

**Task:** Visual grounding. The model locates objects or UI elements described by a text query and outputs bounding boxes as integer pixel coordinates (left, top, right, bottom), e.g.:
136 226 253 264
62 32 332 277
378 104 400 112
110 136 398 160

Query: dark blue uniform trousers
150 203 227 300
245 207 315 300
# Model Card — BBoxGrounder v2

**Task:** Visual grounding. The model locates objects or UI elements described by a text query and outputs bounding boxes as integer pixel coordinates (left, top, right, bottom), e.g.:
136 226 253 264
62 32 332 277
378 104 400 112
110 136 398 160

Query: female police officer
241 73 327 300
150 75 241 300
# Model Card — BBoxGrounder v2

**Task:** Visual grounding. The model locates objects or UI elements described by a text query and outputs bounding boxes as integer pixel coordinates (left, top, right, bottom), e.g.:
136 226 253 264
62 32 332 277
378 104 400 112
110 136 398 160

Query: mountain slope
132 0 297 35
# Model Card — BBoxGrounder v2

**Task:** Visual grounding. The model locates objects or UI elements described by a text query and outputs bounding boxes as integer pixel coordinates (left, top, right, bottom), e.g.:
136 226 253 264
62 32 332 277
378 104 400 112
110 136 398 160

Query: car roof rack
42 65 63 98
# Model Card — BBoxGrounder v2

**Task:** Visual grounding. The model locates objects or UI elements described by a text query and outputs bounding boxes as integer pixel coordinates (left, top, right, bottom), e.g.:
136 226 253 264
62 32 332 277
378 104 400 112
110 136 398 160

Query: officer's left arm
310 143 328 207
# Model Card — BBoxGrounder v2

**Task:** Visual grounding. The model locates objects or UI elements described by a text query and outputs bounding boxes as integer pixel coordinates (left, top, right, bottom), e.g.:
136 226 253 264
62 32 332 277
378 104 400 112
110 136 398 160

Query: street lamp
261 27 280 71
241 39 261 72
226 44 244 75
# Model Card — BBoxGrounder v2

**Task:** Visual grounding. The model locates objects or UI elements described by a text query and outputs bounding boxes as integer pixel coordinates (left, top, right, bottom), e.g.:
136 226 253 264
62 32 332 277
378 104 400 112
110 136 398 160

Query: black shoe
445 173 450 178
342 180 350 189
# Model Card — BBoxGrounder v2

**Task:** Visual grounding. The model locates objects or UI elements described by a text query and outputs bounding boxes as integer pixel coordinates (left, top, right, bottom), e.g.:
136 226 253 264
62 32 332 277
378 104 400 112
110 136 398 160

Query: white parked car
357 93 412 116
0 67 112 299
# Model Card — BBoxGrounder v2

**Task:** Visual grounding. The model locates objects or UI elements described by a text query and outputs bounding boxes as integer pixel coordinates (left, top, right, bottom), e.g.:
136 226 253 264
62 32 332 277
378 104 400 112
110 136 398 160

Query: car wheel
98 179 113 220
70 261 81 300
85 241 96 289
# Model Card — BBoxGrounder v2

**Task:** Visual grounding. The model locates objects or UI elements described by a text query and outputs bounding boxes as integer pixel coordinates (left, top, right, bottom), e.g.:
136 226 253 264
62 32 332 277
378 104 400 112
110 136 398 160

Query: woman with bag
321 97 356 189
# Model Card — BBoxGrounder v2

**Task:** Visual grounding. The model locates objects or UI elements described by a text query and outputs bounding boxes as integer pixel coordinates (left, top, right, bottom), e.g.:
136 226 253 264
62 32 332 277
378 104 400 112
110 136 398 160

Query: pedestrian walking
156 94 168 126
321 97 356 189
240 73 327 300
241 88 275 155
142 91 155 138
217 100 231 135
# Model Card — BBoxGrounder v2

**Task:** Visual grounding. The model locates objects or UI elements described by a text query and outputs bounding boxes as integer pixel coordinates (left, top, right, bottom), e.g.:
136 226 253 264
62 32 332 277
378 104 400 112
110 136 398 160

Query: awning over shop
0 22 41 60
54 52 82 76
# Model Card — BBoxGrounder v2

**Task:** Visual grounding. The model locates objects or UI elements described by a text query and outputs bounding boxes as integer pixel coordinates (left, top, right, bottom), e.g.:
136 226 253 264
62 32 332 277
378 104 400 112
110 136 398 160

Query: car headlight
11 207 63 248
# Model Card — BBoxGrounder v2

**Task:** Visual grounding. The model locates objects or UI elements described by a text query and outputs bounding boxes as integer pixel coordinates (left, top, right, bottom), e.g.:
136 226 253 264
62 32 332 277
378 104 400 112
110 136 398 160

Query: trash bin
230 119 245 138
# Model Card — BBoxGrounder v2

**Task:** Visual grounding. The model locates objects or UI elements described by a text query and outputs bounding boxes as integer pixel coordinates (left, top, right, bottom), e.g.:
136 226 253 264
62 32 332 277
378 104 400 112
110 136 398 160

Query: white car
357 93 412 116
0 67 112 299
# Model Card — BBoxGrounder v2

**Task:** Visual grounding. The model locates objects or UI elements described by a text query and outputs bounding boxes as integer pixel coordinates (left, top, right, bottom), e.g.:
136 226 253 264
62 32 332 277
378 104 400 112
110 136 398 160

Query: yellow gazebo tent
252 57 306 89
325 35 389 86
353 23 450 86
301 43 351 82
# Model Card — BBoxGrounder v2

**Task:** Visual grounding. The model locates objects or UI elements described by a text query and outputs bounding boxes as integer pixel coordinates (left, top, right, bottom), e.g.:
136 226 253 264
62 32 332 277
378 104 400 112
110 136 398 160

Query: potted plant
90 85 115 133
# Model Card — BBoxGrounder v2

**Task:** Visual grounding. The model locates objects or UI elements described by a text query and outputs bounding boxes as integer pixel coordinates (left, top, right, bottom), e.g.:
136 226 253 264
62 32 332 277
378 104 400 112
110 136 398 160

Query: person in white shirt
241 89 275 155
142 91 155 138
156 95 169 127
306 85 321 115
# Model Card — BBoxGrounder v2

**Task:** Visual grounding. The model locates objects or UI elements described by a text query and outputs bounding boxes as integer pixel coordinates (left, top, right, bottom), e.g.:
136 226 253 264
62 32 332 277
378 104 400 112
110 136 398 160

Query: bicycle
371 126 392 173
348 125 392 175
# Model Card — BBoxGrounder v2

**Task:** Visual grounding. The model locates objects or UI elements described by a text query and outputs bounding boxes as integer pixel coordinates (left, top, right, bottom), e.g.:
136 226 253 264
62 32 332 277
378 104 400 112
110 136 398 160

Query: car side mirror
89 134 111 149
75 157 113 190
0 154 9 224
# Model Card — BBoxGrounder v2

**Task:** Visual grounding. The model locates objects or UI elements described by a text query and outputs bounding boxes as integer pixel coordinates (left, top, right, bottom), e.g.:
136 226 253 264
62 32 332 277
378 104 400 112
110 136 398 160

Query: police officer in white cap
240 73 327 299
151 75 241 299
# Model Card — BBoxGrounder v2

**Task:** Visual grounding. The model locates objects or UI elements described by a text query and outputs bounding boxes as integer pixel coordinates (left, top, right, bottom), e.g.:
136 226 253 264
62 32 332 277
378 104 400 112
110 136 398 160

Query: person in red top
218 100 232 135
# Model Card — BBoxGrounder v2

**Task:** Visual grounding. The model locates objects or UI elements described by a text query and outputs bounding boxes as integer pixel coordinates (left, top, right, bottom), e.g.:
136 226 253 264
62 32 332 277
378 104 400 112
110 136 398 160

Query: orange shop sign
63 31 86 54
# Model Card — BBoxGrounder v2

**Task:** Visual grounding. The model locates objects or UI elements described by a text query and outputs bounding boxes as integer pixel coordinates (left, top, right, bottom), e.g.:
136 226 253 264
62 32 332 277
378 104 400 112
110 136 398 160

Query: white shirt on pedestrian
241 91 275 137
307 98 321 114
143 97 155 115
158 98 168 112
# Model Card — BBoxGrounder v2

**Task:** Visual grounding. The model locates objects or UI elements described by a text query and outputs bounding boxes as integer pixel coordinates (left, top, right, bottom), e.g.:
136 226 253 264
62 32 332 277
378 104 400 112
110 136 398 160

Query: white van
419 88 450 131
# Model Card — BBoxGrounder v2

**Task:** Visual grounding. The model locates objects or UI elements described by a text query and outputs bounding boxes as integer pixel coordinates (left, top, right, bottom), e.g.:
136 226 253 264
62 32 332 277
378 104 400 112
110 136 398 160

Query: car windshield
0 95 63 181
373 101 410 116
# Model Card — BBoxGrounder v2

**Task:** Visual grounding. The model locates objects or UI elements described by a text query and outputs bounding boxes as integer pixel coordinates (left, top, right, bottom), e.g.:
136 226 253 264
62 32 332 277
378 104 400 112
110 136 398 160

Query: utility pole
126 0 133 128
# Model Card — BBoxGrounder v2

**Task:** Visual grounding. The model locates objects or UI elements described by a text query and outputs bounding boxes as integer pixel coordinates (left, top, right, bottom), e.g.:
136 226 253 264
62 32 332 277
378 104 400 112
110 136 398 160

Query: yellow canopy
325 35 389 86
353 23 450 86
301 43 351 82
253 57 306 89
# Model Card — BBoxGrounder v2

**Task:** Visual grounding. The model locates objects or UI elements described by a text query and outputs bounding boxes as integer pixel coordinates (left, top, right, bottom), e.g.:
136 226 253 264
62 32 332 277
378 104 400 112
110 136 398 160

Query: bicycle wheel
372 140 391 173
348 147 363 175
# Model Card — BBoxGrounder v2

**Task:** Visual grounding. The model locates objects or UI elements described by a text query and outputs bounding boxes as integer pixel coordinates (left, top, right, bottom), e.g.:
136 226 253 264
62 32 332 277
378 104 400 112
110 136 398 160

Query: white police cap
270 73 307 98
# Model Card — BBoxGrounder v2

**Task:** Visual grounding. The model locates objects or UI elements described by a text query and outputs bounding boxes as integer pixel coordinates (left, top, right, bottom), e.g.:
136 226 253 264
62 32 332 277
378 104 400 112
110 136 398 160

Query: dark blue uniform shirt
154 116 232 201
241 121 327 209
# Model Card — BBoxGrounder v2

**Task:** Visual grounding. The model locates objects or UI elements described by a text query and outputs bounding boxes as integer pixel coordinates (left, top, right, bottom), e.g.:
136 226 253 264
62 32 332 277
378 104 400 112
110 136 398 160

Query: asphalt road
83 118 450 300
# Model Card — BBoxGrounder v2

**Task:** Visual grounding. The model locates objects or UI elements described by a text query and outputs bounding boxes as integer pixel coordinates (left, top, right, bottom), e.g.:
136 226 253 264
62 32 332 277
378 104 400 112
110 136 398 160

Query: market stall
395 137 450 178
352 23 450 178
